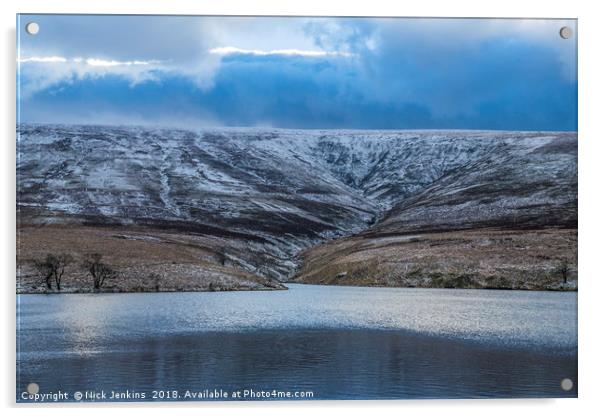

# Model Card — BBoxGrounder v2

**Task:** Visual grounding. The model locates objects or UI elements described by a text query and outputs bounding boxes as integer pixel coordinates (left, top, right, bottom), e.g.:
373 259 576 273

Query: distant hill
17 125 577 291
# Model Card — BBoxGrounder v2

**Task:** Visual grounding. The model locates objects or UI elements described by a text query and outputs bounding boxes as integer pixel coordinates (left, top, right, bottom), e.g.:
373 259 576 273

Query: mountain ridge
17 124 577 291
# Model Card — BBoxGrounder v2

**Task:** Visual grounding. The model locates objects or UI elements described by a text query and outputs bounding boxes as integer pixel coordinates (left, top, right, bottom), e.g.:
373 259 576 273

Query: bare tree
33 254 73 291
149 273 161 292
558 258 570 284
52 254 73 291
82 253 116 289
33 256 54 290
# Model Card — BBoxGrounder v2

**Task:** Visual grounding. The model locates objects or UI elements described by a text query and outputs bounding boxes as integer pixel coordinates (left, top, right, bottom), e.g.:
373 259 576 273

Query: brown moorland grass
293 228 577 291
17 223 285 293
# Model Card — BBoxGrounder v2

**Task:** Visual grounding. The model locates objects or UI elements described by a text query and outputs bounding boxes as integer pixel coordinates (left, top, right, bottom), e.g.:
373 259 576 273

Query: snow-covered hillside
17 125 577 281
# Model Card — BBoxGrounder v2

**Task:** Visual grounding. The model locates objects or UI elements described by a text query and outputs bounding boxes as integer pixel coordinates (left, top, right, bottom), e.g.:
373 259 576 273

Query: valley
16 125 577 292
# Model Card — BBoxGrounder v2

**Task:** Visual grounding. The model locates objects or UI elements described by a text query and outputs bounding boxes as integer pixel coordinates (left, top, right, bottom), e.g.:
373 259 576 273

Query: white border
2 1 601 415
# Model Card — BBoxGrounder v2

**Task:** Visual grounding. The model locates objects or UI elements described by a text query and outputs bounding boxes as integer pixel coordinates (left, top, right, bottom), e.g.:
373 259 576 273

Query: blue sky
17 15 577 130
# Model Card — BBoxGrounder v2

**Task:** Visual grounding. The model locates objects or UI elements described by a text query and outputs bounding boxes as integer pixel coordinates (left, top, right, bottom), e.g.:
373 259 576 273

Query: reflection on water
17 284 577 400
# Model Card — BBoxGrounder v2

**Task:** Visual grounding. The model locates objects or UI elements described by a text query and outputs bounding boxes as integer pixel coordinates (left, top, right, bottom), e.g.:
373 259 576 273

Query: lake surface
17 284 577 401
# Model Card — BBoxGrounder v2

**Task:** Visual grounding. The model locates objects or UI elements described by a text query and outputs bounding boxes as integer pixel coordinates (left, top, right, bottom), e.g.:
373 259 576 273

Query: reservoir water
17 284 577 401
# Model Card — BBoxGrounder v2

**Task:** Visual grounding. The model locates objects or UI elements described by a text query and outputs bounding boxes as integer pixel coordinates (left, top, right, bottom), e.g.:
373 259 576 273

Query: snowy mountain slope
371 133 578 234
294 133 577 289
17 125 577 282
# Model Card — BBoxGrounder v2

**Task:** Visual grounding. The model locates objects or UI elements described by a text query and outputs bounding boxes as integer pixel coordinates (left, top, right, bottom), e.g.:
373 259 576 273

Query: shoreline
285 281 578 292
16 285 288 295
16 281 578 295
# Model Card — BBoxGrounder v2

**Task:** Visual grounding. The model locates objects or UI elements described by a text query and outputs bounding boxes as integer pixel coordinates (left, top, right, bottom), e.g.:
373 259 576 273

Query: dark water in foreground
17 284 577 401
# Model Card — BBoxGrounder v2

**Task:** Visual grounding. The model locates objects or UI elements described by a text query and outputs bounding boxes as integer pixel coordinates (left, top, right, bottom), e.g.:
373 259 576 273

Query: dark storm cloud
17 15 577 130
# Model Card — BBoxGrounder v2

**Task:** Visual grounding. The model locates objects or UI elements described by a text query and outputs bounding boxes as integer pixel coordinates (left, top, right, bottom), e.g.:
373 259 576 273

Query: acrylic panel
16 15 578 402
